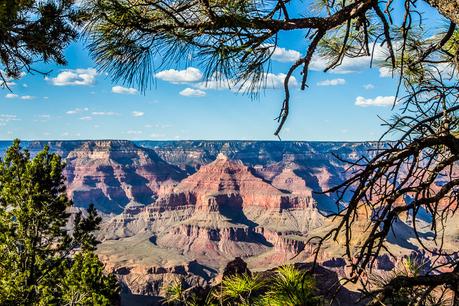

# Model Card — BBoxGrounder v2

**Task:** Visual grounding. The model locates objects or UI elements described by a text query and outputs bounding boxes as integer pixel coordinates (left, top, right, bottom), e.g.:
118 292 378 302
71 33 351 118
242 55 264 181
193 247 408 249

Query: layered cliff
98 150 327 283
0 140 373 215
160 153 311 211
8 140 185 214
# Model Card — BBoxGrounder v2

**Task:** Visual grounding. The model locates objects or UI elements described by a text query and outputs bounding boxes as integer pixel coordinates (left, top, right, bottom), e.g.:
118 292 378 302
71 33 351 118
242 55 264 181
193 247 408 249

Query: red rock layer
64 140 185 213
156 153 311 211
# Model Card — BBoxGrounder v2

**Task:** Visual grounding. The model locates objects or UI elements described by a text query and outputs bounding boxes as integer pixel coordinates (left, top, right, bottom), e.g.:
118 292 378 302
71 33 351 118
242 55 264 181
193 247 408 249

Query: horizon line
0 138 384 143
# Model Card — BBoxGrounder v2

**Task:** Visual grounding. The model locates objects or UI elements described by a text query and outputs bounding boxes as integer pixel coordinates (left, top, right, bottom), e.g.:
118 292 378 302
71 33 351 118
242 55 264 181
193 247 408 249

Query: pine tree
0 139 119 306
0 0 81 87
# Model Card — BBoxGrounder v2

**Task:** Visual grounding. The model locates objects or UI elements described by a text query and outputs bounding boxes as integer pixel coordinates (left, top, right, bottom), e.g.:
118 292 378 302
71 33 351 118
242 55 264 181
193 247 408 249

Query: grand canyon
1 140 455 304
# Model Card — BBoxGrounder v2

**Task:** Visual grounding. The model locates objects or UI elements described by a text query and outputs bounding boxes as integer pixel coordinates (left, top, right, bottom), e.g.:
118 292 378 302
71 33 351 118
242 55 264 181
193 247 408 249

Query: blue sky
0 4 444 141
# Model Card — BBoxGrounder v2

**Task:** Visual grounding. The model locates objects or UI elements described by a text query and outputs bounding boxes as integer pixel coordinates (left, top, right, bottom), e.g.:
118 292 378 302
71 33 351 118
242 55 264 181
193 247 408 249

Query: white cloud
310 56 368 74
91 111 118 116
437 63 457 79
112 85 138 95
132 111 144 117
5 93 18 99
379 67 394 78
66 107 88 115
179 88 206 97
364 83 375 90
317 78 346 86
79 116 92 121
49 68 97 86
269 73 297 88
155 67 202 83
195 73 298 92
127 130 143 135
310 45 387 74
242 73 298 91
0 71 25 88
1 81 16 87
270 46 301 63
0 71 26 87
237 73 298 91
195 77 232 90
355 96 396 107
5 93 34 100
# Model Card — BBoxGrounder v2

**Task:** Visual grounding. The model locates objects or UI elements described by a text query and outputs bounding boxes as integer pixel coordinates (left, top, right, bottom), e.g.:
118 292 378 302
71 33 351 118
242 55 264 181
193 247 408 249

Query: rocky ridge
98 151 328 296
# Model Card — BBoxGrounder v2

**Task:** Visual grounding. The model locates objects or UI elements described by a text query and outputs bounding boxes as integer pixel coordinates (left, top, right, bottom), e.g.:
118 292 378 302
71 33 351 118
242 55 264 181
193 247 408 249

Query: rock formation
0 139 444 302
64 140 186 213
93 149 334 296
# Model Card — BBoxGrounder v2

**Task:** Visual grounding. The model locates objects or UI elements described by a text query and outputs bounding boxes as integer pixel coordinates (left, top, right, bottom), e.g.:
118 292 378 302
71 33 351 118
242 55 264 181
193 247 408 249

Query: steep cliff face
99 151 327 284
160 153 310 211
63 140 186 213
141 140 369 214
270 165 312 196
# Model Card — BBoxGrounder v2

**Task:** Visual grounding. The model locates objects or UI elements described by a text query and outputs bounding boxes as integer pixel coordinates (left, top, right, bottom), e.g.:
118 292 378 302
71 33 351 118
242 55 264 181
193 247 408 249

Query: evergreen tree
0 139 119 306
0 0 81 87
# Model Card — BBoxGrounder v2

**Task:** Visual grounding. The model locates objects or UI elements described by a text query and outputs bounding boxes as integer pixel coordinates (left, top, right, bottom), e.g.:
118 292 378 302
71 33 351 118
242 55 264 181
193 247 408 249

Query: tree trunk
424 0 459 25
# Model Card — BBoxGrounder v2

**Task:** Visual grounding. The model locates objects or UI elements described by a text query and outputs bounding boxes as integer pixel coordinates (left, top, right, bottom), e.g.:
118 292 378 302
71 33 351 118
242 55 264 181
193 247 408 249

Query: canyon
1 140 455 304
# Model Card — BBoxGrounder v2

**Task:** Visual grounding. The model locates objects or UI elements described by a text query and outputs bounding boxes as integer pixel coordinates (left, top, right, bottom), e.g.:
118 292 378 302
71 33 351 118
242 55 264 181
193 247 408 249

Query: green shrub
259 265 321 306
217 272 266 305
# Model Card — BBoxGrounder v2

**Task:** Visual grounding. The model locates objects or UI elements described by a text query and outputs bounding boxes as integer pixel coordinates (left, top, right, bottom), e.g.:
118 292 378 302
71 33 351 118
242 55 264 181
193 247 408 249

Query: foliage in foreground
368 257 454 306
259 265 319 306
0 0 81 87
0 140 119 305
164 264 322 306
